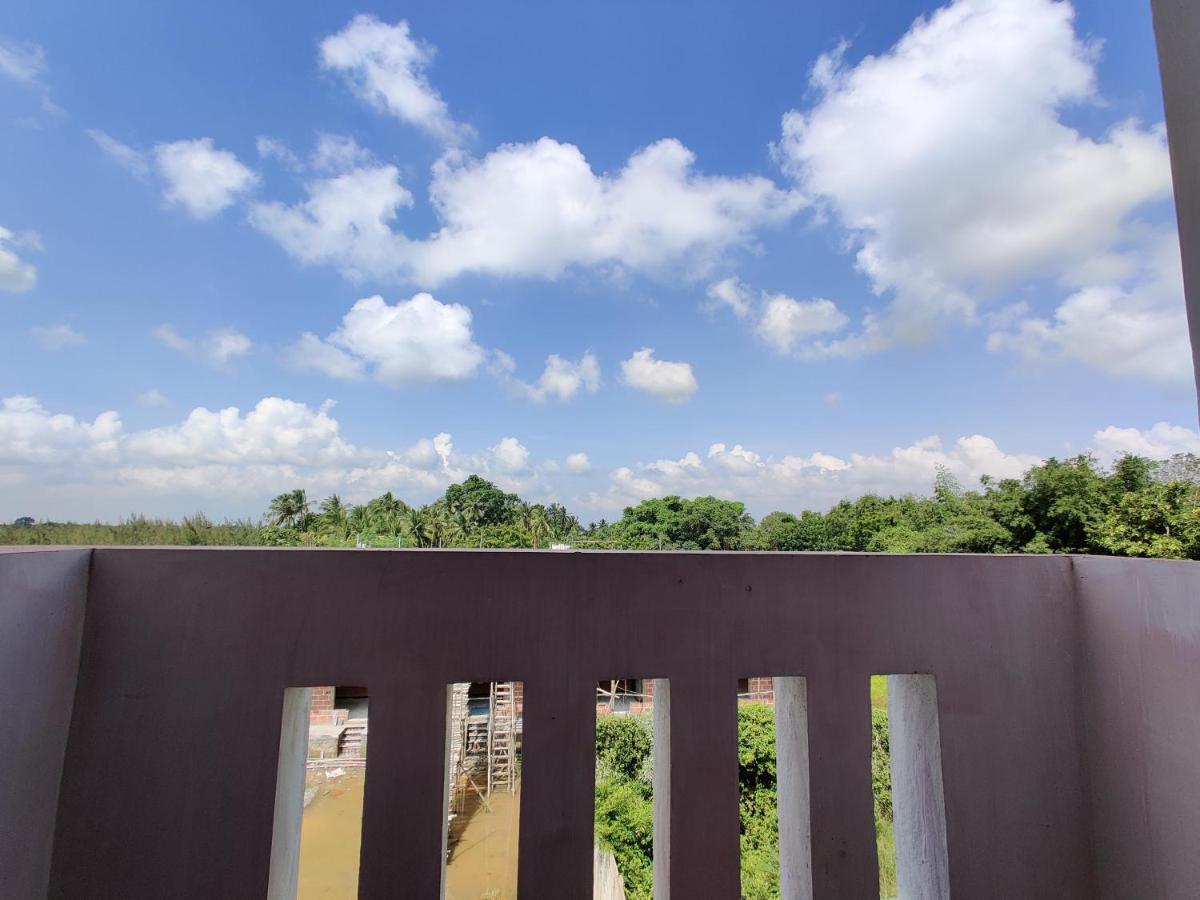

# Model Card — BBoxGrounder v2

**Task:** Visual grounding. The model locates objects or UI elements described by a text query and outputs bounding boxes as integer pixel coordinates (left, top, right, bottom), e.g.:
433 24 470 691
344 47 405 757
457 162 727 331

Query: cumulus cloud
0 395 121 465
621 347 698 403
492 350 600 402
319 15 470 145
1092 422 1200 463
588 433 1041 512
489 436 530 473
756 293 849 354
565 452 591 474
248 165 415 282
285 293 484 387
0 393 562 518
154 138 259 218
31 324 85 350
774 0 1176 361
154 324 252 369
986 231 1191 385
4 393 1198 522
250 138 801 285
0 226 38 293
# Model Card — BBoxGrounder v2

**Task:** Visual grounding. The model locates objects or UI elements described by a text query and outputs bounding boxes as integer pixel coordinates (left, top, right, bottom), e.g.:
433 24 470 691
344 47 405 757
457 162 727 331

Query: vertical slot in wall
872 674 949 900
443 681 524 899
268 685 370 899
737 676 811 900
593 677 665 898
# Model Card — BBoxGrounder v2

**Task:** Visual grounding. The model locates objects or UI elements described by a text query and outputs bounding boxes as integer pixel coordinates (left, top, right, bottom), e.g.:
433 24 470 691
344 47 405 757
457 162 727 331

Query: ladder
487 681 516 795
447 683 470 813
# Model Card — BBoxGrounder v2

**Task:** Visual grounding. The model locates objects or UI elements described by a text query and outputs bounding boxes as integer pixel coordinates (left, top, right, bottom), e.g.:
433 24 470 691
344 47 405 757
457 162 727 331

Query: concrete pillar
775 676 813 900
268 687 312 900
652 678 671 900
887 674 950 900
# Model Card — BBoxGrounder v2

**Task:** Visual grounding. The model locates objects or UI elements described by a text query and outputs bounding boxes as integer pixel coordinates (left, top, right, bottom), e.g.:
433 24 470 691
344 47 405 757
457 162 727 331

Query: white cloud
137 389 169 408
0 395 121 465
492 350 600 402
286 293 484 387
5 392 1198 522
756 293 849 353
319 15 470 145
310 133 373 173
284 332 365 381
87 129 151 178
250 138 801 285
249 165 414 282
1092 422 1200 463
0 36 45 84
986 231 1191 385
586 432 1041 513
0 393 550 518
565 452 591 474
0 36 59 114
415 138 801 285
489 436 530 473
621 347 698 403
0 226 37 293
154 138 259 219
155 324 252 369
123 397 354 466
774 0 1175 361
824 391 842 410
706 277 752 317
31 324 85 350
255 136 302 170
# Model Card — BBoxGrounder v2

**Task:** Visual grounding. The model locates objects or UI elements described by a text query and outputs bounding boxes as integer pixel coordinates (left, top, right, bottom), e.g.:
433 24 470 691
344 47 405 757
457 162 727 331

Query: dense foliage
592 701 898 899
6 453 1200 560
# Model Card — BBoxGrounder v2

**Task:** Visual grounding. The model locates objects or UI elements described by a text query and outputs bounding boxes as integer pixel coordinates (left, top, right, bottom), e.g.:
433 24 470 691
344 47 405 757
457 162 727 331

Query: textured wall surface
0 549 1193 898
0 548 90 900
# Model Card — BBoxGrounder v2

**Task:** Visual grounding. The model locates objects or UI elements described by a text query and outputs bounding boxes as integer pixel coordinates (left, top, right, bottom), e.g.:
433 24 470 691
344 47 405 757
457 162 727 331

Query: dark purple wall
0 549 90 900
0 549 1191 897
44 549 1102 899
1076 556 1200 899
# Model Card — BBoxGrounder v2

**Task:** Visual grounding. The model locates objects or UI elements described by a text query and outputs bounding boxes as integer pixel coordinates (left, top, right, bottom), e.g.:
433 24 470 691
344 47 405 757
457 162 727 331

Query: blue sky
1 0 1197 522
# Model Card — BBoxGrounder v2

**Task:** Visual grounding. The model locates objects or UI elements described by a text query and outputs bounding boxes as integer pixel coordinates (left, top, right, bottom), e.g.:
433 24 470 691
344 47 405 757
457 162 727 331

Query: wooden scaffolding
447 681 518 816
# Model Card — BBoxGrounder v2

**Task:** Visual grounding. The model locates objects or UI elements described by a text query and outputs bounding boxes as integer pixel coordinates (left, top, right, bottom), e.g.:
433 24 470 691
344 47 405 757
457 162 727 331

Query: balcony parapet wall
1 548 1198 899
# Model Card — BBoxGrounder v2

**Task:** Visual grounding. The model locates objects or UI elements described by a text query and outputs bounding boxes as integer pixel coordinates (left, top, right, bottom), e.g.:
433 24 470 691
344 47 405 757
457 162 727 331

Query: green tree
268 489 311 530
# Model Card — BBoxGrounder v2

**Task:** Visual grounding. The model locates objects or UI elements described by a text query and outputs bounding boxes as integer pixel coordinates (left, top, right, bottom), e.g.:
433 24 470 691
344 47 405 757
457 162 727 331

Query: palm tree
403 507 435 548
268 489 311 529
366 491 409 534
527 505 551 548
318 495 349 538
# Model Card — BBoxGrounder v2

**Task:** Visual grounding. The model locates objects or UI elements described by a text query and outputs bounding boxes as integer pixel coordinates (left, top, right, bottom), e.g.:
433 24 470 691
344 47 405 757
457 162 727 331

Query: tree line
5 453 1200 559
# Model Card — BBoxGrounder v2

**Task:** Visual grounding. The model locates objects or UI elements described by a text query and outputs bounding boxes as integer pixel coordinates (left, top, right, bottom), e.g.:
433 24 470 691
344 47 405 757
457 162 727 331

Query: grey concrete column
267 687 312 900
888 674 950 900
652 677 671 900
775 676 813 900
1151 0 1200 417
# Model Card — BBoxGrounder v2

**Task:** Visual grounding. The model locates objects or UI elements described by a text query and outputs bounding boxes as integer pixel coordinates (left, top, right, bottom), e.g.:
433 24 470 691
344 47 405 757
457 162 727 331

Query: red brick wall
310 685 336 725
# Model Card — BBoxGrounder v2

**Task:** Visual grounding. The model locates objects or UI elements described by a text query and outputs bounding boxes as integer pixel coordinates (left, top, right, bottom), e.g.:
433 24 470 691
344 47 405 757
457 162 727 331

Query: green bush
595 713 653 783
594 774 653 900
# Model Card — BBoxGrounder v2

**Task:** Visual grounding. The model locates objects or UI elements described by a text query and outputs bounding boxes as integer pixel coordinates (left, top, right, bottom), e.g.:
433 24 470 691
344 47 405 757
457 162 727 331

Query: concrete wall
0 549 1195 898
0 548 90 900
1075 557 1200 899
